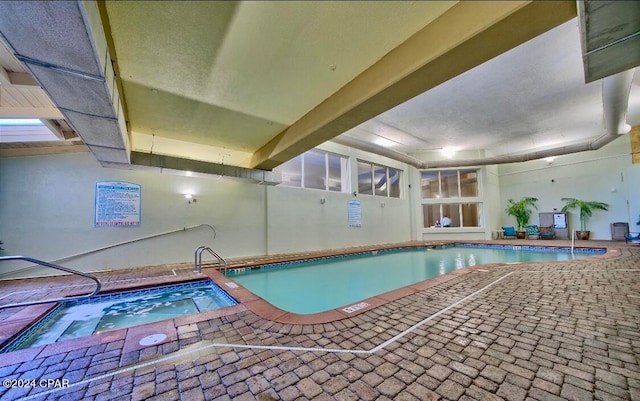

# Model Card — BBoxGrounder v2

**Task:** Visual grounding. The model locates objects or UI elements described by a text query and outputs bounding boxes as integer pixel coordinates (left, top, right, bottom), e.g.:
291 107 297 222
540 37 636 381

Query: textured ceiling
345 18 640 156
104 1 456 153
1 1 638 170
350 19 620 153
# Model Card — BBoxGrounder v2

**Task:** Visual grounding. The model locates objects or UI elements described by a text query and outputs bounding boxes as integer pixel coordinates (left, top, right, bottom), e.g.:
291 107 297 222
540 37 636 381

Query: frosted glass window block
327 153 342 192
442 204 460 227
423 204 441 228
374 164 387 196
358 161 373 195
389 168 401 198
420 171 439 198
462 203 480 227
460 170 478 197
440 171 459 198
303 149 326 190
277 155 302 187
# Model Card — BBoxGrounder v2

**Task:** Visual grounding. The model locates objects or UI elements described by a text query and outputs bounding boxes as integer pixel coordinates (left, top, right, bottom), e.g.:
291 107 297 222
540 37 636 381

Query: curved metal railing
194 246 227 274
0 224 217 279
0 256 101 309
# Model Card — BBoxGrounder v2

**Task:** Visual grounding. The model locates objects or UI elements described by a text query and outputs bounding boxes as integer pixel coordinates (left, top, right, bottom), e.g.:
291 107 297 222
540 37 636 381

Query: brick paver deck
0 240 638 400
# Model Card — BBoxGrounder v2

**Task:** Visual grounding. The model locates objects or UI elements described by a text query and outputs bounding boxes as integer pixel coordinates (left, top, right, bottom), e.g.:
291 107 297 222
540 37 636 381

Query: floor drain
139 333 167 346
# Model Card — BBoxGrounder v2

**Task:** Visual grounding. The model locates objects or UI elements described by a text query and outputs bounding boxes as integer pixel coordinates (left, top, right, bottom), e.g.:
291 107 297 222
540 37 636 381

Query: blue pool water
4 281 236 352
229 245 603 314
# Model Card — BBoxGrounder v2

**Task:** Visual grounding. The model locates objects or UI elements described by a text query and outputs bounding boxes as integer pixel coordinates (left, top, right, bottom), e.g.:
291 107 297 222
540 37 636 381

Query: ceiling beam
249 1 577 170
7 71 39 87
40 119 64 140
0 64 9 86
0 143 87 157
0 1 131 164
0 107 64 119
39 119 78 140
0 64 39 87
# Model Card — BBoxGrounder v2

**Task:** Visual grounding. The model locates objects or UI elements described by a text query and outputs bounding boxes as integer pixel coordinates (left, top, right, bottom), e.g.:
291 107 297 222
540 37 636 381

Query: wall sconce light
320 197 326 205
185 194 197 204
380 202 386 208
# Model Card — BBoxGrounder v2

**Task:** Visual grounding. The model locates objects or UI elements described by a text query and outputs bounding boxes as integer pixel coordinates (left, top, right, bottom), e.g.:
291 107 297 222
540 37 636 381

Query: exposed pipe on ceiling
331 68 636 169
330 135 427 167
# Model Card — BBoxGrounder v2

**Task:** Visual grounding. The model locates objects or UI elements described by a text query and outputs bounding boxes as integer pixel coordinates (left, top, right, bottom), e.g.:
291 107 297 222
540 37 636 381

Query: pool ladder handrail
0 255 102 310
194 246 227 274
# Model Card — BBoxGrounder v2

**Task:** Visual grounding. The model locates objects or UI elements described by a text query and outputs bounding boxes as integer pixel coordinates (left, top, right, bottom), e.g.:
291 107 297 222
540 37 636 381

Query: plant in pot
560 198 609 240
505 197 538 239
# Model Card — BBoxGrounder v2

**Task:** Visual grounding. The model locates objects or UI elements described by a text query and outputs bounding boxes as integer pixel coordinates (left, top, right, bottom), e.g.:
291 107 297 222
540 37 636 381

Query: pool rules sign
94 181 141 227
348 200 362 228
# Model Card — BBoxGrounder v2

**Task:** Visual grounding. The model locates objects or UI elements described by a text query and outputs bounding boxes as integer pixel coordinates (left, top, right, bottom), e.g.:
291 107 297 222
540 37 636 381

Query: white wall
2 136 636 279
267 186 410 253
0 153 268 277
483 163 503 236
0 146 413 278
266 141 413 253
498 138 638 239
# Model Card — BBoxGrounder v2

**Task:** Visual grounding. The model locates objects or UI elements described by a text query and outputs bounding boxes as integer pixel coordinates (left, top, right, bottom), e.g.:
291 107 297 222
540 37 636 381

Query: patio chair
625 232 640 244
502 226 517 239
539 226 556 240
525 225 539 239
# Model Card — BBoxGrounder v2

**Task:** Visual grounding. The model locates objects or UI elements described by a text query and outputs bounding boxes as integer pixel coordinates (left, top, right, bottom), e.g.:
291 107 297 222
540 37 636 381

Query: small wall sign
348 200 362 228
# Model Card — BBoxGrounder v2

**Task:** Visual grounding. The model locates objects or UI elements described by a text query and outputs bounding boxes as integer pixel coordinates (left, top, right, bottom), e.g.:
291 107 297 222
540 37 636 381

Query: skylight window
0 118 60 142
0 119 44 126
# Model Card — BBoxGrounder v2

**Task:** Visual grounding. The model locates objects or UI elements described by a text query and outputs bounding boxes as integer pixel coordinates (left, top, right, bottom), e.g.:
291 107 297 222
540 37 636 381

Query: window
357 161 373 195
279 155 302 188
303 149 326 190
357 160 401 198
0 119 61 142
421 169 478 198
421 169 481 228
421 171 439 199
327 153 343 192
461 203 480 226
276 149 349 192
460 169 478 197
440 170 458 198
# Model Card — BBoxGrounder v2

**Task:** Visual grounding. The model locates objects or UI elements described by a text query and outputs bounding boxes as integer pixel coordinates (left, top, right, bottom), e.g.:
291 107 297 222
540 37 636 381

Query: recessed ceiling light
374 137 396 147
440 147 458 159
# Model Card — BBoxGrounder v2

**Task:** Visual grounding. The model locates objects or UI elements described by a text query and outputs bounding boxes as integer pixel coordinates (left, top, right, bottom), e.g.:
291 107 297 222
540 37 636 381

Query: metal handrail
0 256 102 309
0 224 217 279
194 246 227 274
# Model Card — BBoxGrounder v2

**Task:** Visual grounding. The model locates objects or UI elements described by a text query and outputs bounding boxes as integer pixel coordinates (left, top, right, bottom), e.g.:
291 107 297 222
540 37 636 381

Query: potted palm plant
561 198 609 240
505 197 538 239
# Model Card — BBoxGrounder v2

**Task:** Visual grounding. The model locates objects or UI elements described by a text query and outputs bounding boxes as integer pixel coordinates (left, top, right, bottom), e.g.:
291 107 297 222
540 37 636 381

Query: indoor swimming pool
229 244 605 314
3 280 237 352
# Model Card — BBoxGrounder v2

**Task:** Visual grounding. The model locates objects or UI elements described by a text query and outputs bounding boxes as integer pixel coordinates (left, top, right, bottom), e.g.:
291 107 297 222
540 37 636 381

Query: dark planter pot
575 230 590 240
516 231 527 239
